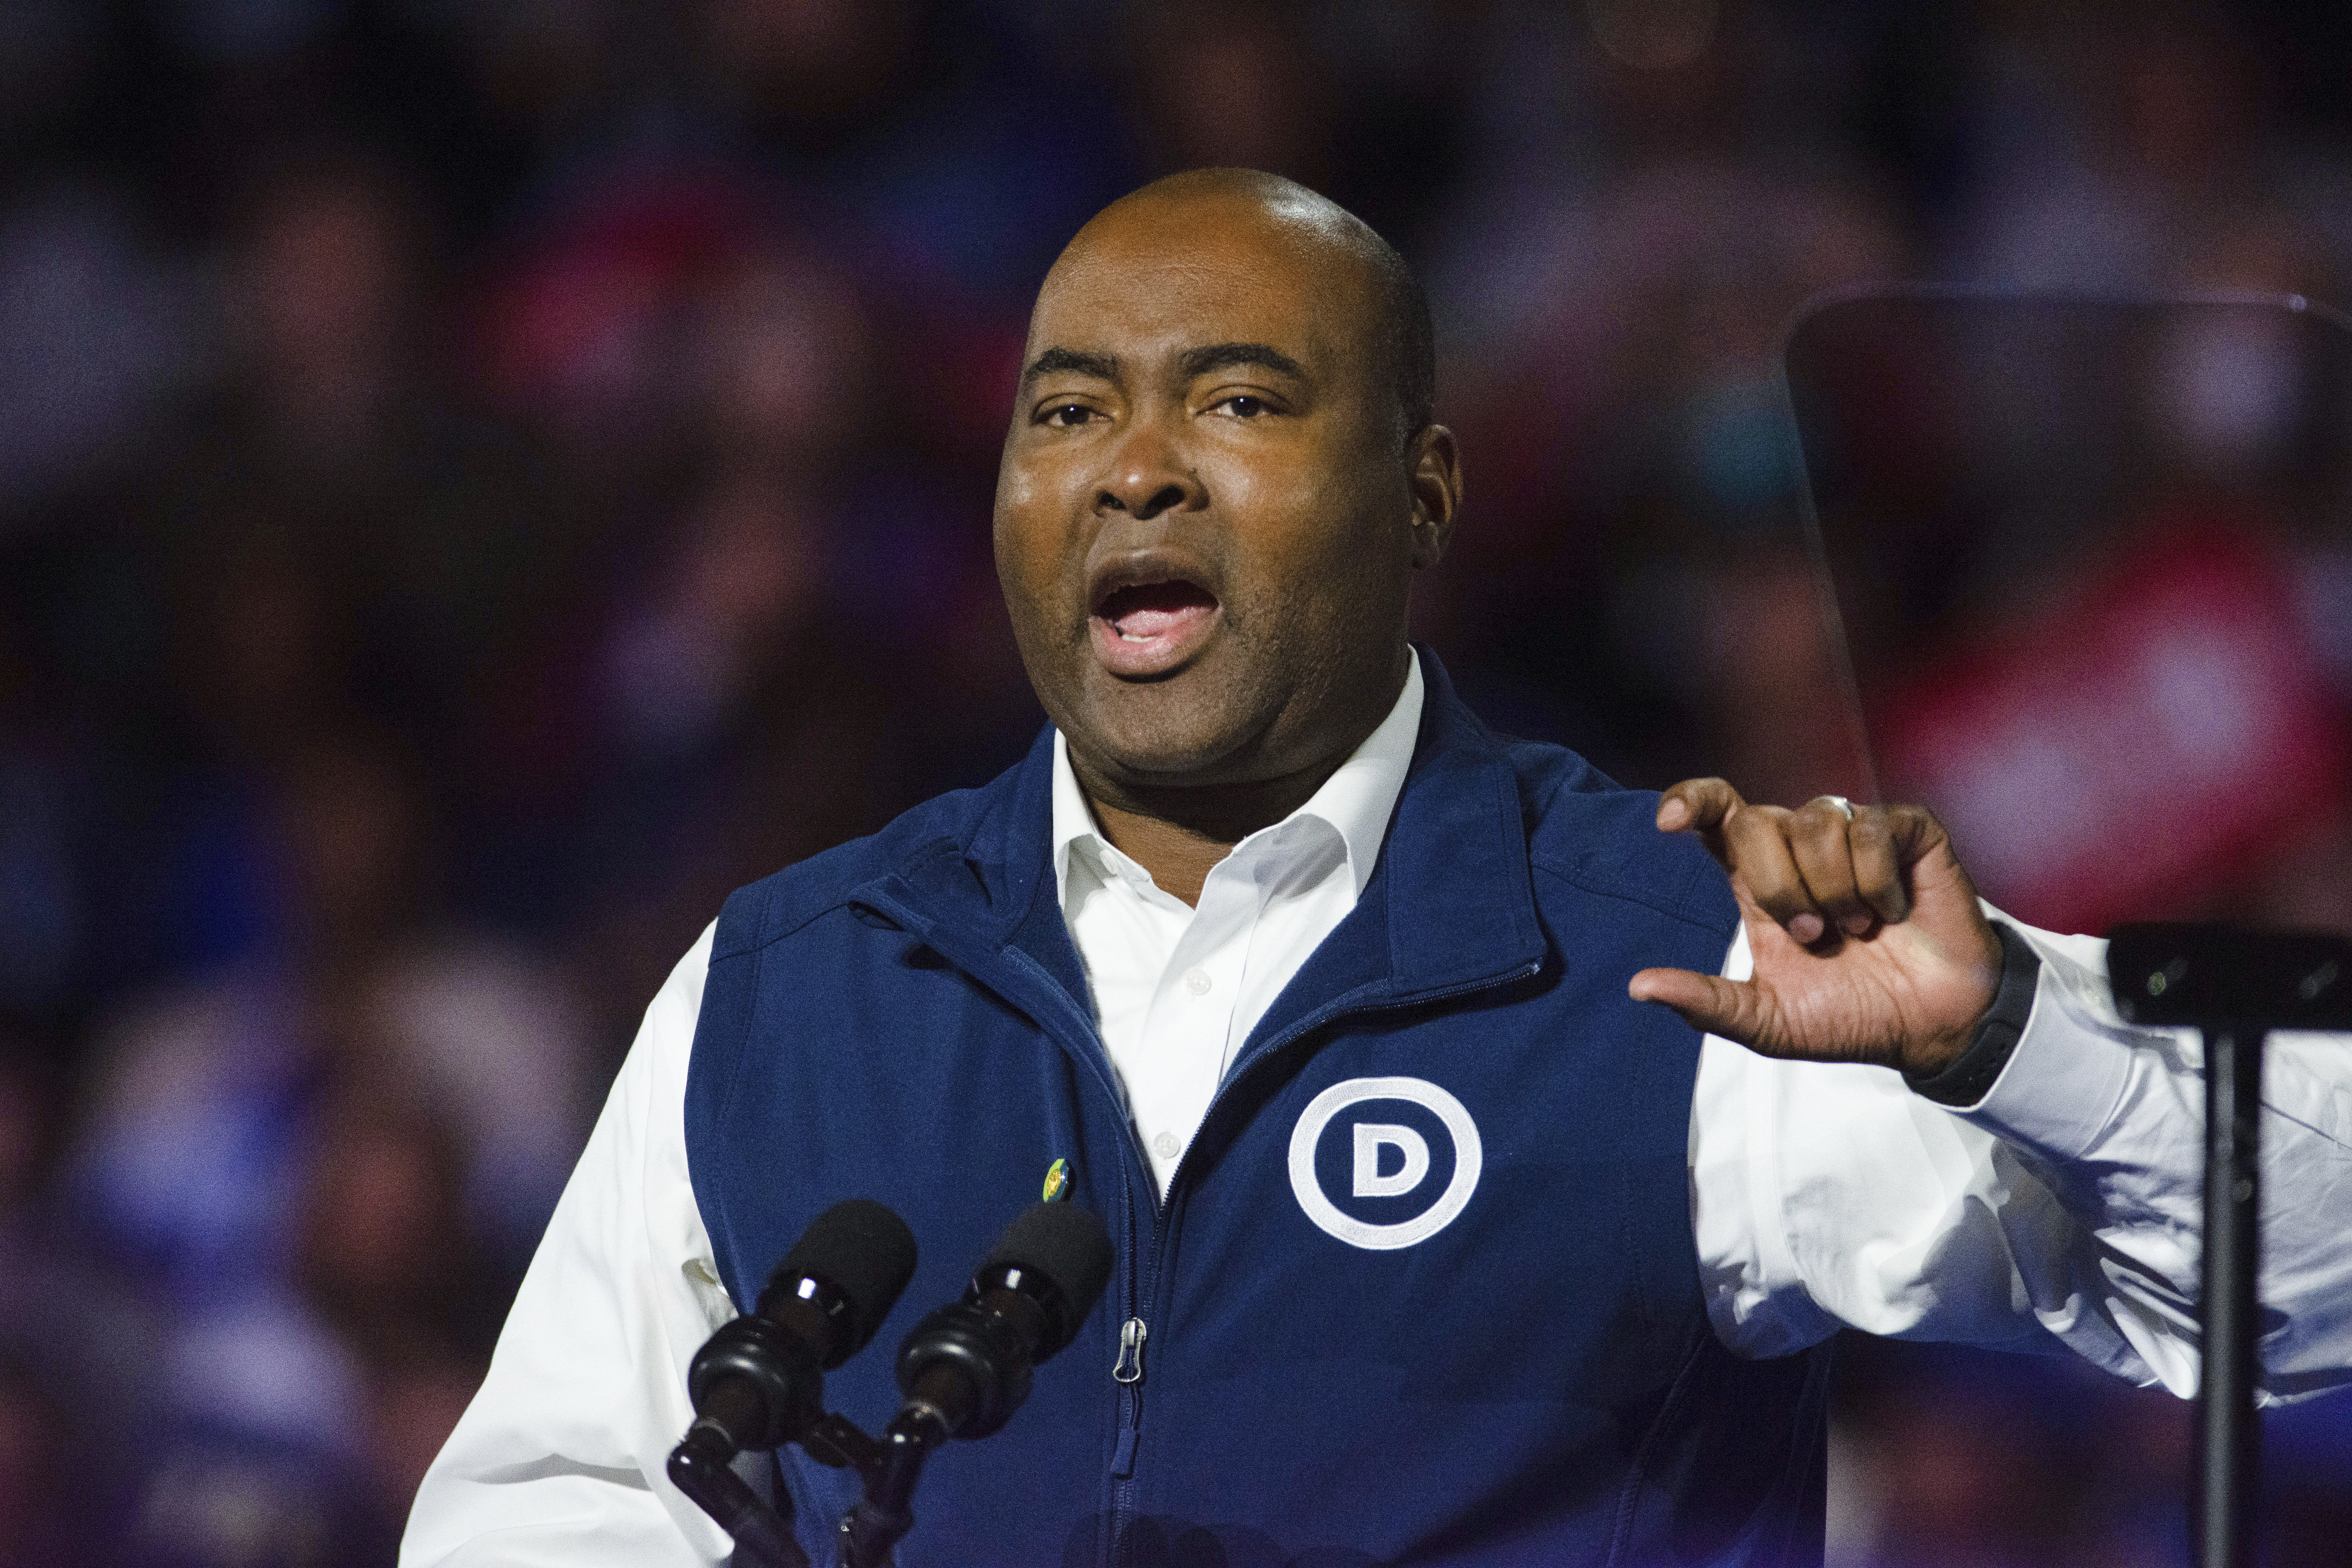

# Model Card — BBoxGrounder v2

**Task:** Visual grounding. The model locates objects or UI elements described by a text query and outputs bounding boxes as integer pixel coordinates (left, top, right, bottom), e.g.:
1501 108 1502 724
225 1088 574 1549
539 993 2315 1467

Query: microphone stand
2107 923 2352 1568
803 1403 951 1568
668 1416 810 1568
668 1401 951 1568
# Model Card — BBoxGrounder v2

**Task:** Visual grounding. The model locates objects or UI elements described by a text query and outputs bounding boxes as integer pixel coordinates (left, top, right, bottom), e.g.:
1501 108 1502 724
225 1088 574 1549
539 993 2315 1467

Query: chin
1067 686 1263 784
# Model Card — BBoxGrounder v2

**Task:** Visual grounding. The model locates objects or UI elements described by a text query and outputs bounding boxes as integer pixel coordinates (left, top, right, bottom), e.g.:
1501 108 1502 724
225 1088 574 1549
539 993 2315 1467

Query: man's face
994 192 1442 793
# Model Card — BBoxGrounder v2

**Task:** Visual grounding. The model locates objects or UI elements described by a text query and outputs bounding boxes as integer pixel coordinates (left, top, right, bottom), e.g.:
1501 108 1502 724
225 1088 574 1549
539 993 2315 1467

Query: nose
1096 417 1203 522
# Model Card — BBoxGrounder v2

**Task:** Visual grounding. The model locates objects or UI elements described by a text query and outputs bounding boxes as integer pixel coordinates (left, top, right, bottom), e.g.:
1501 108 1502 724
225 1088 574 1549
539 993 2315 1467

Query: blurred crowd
2 2 2350 1564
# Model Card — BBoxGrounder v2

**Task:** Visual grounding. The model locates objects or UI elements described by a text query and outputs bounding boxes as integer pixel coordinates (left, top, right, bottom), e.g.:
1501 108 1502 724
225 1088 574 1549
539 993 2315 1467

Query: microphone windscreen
777 1198 919 1356
982 1202 1114 1357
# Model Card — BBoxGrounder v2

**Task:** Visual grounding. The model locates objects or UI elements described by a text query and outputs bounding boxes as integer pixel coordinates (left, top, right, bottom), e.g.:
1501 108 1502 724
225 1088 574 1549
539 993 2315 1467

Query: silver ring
1817 795 1855 820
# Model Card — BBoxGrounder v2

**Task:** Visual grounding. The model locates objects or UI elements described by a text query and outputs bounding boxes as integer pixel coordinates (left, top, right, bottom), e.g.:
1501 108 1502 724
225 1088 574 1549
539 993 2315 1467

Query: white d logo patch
1288 1076 1482 1250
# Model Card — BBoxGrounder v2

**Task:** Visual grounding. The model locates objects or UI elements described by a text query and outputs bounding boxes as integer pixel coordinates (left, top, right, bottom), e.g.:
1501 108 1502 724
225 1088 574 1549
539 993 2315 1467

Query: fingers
1628 966 1768 1046
1717 795 1917 945
1879 802 1951 878
1658 779 1748 884
1787 798 1876 938
1657 780 1964 945
1720 803 1824 942
1656 777 1744 855
1847 805 1910 925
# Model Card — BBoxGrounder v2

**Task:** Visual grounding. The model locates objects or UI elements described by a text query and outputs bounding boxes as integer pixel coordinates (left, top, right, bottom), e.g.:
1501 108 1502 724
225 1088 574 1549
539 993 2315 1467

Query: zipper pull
1113 1317 1147 1384
1111 1317 1147 1477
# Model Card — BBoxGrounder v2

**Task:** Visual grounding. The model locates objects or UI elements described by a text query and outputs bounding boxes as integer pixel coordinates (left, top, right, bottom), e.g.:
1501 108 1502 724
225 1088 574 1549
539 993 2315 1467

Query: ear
1405 424 1461 569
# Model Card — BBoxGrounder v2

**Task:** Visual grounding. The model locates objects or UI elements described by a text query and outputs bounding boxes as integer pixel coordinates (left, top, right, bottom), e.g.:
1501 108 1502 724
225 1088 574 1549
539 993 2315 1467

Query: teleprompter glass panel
1782 291 2352 934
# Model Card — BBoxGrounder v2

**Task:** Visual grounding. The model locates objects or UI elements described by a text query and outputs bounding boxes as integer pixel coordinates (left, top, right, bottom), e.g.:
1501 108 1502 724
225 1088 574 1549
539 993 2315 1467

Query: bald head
1054 170 1435 446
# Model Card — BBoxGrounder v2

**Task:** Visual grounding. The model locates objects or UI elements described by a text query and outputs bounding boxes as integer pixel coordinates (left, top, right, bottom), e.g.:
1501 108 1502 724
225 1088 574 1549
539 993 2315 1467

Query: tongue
1115 604 1210 640
1104 581 1216 641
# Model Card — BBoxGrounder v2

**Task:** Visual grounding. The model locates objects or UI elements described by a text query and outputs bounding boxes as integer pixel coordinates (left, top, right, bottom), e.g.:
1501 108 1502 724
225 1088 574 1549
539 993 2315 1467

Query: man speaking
401 172 2352 1565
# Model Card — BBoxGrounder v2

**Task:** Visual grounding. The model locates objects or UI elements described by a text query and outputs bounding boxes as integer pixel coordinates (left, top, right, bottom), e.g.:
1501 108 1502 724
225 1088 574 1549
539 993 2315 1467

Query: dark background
2 2 2350 1563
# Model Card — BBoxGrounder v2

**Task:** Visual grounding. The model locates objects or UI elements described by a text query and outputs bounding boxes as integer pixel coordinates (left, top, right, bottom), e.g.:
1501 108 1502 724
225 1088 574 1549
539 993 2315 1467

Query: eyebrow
1020 341 1309 390
1022 347 1120 386
1176 342 1305 382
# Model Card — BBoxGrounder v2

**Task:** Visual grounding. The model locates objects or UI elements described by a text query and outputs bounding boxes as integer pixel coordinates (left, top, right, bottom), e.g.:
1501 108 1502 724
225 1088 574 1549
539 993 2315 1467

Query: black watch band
1904 920 2042 1108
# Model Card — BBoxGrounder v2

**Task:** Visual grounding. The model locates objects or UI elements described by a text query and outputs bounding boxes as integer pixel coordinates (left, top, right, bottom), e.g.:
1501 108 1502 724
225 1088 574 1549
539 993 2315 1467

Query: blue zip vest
686 652 1830 1567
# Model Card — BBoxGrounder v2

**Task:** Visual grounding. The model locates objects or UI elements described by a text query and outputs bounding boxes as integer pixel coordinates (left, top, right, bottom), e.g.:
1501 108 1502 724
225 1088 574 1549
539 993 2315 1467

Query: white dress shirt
1053 653 1424 1196
401 653 2352 1567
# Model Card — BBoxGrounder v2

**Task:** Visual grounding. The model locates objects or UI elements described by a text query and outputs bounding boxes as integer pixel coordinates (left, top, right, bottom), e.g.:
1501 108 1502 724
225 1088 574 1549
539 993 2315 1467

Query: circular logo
1287 1076 1482 1250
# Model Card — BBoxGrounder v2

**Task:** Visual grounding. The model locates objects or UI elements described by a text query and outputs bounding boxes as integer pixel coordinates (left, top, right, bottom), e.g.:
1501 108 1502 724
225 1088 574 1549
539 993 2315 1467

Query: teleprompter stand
2106 923 2352 1568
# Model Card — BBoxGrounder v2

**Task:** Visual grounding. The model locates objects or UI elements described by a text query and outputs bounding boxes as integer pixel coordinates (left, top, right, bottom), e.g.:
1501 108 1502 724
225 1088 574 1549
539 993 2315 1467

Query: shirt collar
1051 648 1425 904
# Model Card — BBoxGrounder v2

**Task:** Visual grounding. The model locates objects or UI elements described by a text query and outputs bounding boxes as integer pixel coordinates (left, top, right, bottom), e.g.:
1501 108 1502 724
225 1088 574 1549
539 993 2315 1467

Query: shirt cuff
1904 919 2040 1107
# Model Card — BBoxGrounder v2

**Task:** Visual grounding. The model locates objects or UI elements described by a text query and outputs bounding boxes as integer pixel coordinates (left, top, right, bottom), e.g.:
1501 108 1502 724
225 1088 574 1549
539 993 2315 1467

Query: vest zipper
1113 1316 1148 1381
1109 1316 1147 1477
1107 1159 1154 1563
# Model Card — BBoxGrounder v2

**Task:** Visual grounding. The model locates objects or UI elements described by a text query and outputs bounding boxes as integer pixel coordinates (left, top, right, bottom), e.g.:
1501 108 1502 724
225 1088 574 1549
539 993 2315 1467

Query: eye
1037 401 1098 428
1212 394 1271 419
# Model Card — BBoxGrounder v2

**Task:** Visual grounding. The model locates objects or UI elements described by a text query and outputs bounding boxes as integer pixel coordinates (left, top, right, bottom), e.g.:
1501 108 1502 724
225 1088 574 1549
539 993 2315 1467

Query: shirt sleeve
400 924 740 1567
1689 913 2352 1402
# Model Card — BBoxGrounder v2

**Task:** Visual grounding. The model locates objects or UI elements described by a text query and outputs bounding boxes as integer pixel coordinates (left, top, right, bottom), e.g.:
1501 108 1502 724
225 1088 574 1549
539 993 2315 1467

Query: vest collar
865 648 1547 1024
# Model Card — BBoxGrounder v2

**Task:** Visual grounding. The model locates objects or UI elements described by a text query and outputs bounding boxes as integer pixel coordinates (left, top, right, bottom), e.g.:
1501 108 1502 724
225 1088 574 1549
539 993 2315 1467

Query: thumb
1628 966 1765 1045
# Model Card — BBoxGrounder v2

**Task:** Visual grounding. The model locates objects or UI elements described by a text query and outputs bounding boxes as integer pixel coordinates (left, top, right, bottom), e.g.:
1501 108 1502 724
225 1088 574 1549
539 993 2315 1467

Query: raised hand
1628 779 2002 1077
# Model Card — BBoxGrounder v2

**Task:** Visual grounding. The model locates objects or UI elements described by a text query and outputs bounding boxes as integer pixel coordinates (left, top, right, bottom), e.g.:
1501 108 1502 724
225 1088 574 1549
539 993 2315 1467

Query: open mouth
1090 578 1220 674
1099 580 1217 642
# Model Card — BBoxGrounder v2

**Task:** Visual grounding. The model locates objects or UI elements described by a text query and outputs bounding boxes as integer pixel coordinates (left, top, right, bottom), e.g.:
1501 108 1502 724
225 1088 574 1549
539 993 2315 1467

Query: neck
1077 757 1349 907
1070 650 1411 907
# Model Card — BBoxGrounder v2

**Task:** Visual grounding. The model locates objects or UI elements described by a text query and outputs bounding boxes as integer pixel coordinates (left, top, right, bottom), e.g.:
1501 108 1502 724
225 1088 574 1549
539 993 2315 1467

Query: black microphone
683 1198 920 1454
833 1202 1116 1567
892 1200 1115 1441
